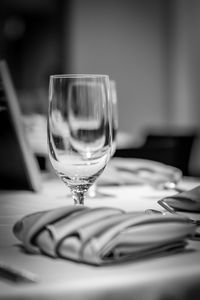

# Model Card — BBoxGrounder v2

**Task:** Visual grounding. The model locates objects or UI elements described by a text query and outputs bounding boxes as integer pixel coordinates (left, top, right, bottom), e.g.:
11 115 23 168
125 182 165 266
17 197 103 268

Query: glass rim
50 74 110 79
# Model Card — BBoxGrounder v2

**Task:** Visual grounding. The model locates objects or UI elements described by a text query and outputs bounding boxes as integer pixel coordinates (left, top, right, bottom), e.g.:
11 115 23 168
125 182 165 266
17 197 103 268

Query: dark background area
1 0 200 175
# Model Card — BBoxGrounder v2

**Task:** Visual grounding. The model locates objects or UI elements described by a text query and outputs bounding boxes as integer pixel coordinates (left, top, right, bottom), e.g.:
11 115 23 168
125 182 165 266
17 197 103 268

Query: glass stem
71 190 85 205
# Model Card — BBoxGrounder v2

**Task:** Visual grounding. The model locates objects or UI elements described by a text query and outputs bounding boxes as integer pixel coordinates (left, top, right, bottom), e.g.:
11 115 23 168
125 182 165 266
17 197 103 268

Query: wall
64 0 200 174
168 0 200 174
67 0 168 136
169 0 200 127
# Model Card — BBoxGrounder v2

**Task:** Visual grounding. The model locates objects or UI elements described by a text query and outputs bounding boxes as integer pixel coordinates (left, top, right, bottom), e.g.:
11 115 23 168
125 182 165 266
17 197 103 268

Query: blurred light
4 16 26 40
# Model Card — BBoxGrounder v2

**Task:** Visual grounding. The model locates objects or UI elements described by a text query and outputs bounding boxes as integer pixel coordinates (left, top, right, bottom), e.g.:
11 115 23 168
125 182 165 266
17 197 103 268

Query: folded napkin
13 206 196 265
98 158 182 187
160 185 200 213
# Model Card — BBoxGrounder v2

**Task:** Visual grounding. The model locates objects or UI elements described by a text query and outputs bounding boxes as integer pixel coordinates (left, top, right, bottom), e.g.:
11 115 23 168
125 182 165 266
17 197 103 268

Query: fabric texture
98 158 182 187
161 185 200 212
13 205 196 265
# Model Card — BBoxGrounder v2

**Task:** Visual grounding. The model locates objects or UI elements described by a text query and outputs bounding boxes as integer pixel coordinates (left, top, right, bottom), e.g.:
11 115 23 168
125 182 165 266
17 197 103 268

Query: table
0 174 200 300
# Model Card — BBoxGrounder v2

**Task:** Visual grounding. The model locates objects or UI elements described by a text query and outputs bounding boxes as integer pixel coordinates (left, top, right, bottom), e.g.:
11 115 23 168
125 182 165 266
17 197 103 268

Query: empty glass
47 74 112 205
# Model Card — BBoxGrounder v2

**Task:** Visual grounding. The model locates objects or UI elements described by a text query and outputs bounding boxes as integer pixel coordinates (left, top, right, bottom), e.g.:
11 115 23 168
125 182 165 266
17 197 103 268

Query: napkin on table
98 158 182 187
13 205 196 265
159 185 200 213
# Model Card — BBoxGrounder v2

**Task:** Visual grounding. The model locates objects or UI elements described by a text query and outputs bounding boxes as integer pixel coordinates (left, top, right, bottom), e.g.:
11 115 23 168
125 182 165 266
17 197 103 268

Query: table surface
0 173 200 300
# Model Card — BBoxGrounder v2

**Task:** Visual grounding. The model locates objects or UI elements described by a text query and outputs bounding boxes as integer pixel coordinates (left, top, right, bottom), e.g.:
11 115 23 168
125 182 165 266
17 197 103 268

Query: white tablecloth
0 175 200 300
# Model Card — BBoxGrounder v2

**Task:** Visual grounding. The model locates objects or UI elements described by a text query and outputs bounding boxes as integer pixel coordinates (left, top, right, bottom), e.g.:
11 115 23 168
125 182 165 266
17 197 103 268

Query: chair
114 129 198 176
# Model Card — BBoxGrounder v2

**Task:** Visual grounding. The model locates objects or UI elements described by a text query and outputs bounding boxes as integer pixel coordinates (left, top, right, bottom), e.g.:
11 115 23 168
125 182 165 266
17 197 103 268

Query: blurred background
1 0 200 175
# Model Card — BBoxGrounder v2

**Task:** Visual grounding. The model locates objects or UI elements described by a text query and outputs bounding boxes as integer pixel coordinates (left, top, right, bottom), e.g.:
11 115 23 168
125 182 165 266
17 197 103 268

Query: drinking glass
47 74 112 205
87 79 118 198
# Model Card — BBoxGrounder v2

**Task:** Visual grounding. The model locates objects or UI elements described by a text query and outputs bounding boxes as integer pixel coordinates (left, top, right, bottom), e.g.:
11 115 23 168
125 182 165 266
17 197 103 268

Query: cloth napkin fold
98 158 182 187
13 206 196 265
161 185 200 212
